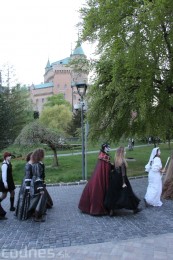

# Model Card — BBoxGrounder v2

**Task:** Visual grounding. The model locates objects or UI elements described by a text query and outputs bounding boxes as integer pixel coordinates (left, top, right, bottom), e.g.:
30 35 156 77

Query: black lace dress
15 162 32 220
104 163 140 211
39 162 53 209
27 163 47 219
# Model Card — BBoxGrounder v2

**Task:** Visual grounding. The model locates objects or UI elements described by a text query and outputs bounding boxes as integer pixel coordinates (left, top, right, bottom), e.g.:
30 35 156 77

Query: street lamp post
75 82 87 180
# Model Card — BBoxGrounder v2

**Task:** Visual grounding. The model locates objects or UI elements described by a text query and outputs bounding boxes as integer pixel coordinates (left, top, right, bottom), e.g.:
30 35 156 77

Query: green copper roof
34 82 53 89
72 41 85 55
44 41 85 73
51 57 70 66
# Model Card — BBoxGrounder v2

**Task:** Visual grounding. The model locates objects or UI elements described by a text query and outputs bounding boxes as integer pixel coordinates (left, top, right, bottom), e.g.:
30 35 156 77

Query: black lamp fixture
75 82 87 98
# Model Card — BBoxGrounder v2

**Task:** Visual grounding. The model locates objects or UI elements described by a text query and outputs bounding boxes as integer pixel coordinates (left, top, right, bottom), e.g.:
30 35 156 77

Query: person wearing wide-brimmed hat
0 152 16 211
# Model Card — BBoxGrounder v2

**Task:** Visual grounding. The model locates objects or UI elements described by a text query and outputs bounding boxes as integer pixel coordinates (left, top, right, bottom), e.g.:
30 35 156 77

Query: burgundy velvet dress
78 152 111 216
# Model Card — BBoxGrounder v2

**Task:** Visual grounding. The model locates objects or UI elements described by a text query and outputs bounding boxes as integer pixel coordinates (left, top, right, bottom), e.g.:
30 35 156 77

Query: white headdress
145 147 159 172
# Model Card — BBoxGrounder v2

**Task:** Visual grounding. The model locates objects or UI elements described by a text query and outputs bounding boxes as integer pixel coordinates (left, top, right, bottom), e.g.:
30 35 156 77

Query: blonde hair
114 146 127 168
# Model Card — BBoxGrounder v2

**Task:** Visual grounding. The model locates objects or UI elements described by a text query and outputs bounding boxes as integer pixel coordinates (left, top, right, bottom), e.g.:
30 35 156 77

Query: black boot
10 197 15 211
0 203 7 219
34 211 45 222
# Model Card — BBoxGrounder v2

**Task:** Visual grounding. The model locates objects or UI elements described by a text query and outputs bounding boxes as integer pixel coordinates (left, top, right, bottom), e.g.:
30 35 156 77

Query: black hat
101 143 110 152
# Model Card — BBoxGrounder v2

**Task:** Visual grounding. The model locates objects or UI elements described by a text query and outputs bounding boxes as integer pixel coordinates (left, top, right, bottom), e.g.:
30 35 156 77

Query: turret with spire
45 58 51 72
72 40 85 56
70 38 88 89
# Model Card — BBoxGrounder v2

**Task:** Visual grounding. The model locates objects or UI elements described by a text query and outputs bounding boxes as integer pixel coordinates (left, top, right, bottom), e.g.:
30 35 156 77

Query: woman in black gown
27 148 53 222
27 149 47 222
38 152 53 209
15 152 33 220
104 146 141 216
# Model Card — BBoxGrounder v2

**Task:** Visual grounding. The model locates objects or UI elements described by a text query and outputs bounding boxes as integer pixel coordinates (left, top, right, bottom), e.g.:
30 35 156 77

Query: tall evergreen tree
0 85 33 149
0 89 10 148
66 110 81 137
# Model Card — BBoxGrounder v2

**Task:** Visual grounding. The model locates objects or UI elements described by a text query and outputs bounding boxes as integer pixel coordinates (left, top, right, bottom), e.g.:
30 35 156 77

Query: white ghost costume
144 147 163 207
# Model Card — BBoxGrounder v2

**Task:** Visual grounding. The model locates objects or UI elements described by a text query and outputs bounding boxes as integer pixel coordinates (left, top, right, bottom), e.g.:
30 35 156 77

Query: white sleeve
151 157 162 172
1 164 7 186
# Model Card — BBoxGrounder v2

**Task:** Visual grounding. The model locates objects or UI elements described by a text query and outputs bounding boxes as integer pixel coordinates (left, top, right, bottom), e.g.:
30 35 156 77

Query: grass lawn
8 143 173 185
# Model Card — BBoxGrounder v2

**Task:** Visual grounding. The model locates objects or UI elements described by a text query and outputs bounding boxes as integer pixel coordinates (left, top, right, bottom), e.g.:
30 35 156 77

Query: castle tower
29 41 88 112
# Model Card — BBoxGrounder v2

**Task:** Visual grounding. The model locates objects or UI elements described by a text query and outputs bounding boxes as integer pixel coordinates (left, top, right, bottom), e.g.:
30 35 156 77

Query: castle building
29 41 88 113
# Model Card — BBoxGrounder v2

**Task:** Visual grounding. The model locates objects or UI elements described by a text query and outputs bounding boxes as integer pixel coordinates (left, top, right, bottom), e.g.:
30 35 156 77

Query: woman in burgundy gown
78 143 112 216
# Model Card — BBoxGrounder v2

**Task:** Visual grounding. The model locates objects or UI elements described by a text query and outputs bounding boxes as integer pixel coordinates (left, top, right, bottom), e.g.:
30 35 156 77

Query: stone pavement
0 177 173 259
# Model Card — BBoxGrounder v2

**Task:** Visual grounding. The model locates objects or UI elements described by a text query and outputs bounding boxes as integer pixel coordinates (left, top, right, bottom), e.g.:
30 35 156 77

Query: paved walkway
0 177 173 259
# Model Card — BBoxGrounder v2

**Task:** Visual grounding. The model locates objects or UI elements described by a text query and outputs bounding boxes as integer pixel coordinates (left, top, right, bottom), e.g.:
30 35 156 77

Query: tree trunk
48 144 59 166
52 148 59 166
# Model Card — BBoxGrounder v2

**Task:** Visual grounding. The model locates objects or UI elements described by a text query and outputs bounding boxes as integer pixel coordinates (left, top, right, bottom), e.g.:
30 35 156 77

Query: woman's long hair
26 152 33 162
114 146 127 168
31 148 44 164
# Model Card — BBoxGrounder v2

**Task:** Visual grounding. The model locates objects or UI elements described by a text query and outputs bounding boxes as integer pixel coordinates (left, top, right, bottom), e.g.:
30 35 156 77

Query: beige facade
29 42 88 113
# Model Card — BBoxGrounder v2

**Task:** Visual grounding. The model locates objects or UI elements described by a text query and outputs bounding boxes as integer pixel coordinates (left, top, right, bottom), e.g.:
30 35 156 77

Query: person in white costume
144 147 165 207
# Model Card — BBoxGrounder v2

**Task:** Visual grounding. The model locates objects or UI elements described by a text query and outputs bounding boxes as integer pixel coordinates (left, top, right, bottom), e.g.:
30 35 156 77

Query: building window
73 95 76 101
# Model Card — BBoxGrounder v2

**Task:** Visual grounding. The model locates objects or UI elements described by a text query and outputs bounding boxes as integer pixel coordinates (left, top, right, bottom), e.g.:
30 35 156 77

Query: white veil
145 147 159 172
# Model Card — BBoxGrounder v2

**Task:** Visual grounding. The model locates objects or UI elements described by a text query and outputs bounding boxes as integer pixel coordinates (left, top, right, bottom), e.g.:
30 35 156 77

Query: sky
0 0 95 86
